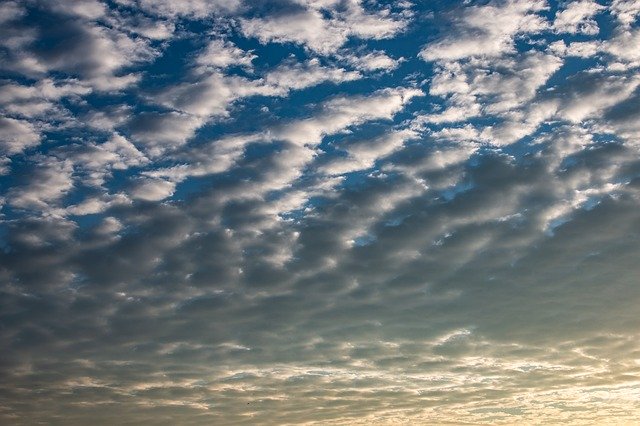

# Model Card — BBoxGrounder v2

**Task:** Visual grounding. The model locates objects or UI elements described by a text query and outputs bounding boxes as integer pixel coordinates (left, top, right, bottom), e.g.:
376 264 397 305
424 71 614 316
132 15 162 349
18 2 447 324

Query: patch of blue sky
171 175 220 202
594 3 624 36
384 214 411 227
546 215 570 236
69 213 106 233
501 131 554 159
236 35 305 70
558 155 580 171
545 57 604 92
320 122 397 151
545 195 607 237
0 224 9 253
408 92 440 113
278 195 332 223
136 38 196 90
590 132 624 145
263 78 369 118
582 196 602 211
439 180 475 202
340 170 377 189
352 233 377 247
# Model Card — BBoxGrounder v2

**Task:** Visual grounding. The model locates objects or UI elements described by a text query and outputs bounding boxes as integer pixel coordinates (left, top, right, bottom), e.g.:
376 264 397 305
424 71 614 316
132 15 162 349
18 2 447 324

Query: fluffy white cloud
128 112 205 156
240 0 406 54
64 194 130 216
273 87 423 145
194 39 256 71
420 0 548 61
604 28 640 69
115 0 241 18
611 0 640 27
341 50 401 71
0 1 24 25
128 177 176 201
60 134 149 187
555 72 640 123
0 79 91 118
550 40 602 58
0 117 41 155
153 72 277 118
0 157 11 175
0 2 157 91
419 51 562 129
150 87 424 182
553 0 605 35
265 58 361 91
144 56 364 155
319 129 418 175
8 157 74 211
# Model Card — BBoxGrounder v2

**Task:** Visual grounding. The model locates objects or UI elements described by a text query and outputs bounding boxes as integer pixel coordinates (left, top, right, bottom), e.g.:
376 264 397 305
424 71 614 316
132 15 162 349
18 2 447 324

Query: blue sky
2 0 640 424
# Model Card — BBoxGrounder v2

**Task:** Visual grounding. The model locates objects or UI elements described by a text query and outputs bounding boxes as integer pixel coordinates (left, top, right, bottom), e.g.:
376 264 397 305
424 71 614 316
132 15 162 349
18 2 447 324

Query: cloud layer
1 1 640 424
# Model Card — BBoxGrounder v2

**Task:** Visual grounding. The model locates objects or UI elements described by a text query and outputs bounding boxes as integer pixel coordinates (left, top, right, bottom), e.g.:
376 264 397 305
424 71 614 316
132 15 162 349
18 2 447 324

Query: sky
1 0 640 424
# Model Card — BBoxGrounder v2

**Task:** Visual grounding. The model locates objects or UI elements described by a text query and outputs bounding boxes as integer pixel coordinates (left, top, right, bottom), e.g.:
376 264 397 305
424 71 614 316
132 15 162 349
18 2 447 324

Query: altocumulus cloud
1 0 640 425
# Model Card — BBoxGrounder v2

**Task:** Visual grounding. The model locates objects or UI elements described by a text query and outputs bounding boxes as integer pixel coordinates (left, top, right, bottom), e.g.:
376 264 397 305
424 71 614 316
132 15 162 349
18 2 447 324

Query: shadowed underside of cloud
1 0 640 425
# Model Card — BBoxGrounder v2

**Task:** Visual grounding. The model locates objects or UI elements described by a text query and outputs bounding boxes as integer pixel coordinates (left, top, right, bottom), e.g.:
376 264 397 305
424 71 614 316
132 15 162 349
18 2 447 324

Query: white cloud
551 19 640 69
555 72 640 123
610 0 640 27
0 79 91 118
420 51 562 127
419 0 548 61
148 57 362 151
550 40 602 58
0 5 157 91
481 100 559 145
8 157 74 211
272 87 423 146
240 0 406 54
603 28 640 69
128 178 176 201
265 58 361 92
240 9 349 54
553 0 604 35
597 90 640 145
150 87 424 182
0 116 41 155
154 72 276 118
480 71 640 146
472 52 563 114
62 134 149 187
94 216 124 235
319 129 418 175
194 39 256 71
50 0 107 20
0 1 25 25
128 112 205 156
341 50 401 71
0 157 11 175
64 195 130 216
83 106 132 132
113 13 176 40
115 0 241 18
